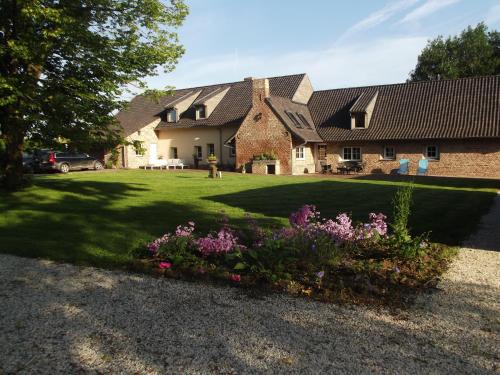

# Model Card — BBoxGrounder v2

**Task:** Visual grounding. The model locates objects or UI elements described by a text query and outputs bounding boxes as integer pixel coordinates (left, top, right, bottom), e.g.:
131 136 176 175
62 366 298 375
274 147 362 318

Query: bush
253 152 277 161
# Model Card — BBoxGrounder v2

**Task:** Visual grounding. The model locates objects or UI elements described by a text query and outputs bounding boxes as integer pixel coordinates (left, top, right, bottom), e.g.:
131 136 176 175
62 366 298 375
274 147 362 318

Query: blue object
417 159 429 175
398 159 409 175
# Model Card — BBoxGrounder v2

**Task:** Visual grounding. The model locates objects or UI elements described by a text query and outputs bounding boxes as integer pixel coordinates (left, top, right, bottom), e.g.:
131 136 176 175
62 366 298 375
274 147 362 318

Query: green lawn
0 170 498 268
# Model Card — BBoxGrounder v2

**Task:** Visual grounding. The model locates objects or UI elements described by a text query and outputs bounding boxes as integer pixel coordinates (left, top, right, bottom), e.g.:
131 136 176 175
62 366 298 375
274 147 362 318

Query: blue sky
145 0 500 91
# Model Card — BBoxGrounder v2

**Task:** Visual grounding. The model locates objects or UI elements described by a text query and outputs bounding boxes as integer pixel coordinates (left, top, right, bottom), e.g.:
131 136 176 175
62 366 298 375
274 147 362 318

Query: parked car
34 150 104 173
22 152 35 173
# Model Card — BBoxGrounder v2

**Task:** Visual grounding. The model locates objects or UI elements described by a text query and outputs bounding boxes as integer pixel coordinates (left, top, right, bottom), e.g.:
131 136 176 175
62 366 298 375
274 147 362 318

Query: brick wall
235 78 293 174
326 139 500 178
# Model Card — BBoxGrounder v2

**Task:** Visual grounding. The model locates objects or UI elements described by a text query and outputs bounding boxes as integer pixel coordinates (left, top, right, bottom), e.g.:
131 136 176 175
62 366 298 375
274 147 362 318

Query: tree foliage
0 0 188 189
410 23 500 81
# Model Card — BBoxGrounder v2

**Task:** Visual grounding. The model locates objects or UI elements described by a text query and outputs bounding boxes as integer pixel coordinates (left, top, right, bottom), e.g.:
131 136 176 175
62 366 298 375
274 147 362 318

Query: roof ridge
138 73 308 96
312 75 500 94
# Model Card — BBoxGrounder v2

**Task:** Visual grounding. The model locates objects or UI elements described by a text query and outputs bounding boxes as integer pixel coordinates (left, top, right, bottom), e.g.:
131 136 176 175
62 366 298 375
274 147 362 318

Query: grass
0 170 498 268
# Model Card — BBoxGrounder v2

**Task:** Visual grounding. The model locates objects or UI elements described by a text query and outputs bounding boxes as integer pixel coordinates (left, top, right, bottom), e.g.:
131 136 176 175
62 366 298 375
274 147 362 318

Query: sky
144 0 500 92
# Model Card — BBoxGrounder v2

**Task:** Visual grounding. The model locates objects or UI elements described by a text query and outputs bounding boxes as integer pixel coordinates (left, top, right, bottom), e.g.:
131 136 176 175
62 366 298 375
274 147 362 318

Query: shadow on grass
0 178 281 268
205 180 497 246
351 174 500 191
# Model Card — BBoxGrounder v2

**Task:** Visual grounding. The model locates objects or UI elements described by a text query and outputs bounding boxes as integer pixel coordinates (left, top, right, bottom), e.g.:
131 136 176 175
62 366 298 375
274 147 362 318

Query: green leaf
234 262 247 270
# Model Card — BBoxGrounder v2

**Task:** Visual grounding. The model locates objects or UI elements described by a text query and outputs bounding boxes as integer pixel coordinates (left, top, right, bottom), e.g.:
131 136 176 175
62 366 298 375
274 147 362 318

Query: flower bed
132 186 456 306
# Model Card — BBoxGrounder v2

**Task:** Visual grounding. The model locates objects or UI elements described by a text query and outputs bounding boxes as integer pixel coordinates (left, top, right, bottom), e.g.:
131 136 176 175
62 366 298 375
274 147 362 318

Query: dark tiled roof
156 81 252 129
267 96 323 142
192 86 228 105
269 74 305 98
349 90 378 113
117 74 305 135
308 76 500 141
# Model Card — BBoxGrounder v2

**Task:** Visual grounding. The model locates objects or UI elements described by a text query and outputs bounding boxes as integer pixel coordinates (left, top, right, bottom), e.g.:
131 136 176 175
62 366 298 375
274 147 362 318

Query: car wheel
60 163 70 173
94 161 104 170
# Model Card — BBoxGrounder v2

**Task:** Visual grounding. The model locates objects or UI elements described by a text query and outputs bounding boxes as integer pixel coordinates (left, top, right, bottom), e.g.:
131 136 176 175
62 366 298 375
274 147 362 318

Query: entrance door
149 143 157 164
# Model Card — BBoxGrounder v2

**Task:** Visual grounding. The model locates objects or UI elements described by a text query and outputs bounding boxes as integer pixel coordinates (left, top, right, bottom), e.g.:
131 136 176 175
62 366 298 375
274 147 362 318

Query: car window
55 152 69 158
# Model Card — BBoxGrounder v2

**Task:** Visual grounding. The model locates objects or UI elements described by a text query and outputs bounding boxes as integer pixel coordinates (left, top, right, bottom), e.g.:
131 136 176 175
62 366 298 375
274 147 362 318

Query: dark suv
35 150 104 173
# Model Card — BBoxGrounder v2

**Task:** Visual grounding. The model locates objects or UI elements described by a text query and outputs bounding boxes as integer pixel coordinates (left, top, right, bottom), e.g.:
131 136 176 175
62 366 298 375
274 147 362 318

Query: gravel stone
0 248 498 375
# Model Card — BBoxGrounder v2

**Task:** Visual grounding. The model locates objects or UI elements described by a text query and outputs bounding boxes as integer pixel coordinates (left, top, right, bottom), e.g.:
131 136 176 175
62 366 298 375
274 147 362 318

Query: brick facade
235 78 293 174
326 139 500 178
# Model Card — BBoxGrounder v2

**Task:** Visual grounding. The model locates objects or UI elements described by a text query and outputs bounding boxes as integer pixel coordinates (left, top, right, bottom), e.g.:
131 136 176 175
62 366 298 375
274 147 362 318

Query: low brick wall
251 160 280 175
325 139 500 178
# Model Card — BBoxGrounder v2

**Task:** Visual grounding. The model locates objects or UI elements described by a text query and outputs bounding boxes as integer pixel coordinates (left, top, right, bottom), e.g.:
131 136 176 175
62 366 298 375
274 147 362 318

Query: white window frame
166 109 177 123
295 146 305 160
170 147 178 159
207 143 215 157
196 105 207 120
194 146 202 159
353 113 366 129
382 146 395 160
425 145 439 160
342 147 361 161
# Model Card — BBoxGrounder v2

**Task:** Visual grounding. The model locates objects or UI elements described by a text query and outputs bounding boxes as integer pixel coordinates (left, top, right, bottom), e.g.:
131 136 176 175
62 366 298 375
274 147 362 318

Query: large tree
0 0 188 189
410 23 500 81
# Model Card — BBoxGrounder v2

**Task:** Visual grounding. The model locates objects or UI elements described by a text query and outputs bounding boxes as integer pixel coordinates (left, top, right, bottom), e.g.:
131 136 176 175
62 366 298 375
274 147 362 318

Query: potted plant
207 154 217 178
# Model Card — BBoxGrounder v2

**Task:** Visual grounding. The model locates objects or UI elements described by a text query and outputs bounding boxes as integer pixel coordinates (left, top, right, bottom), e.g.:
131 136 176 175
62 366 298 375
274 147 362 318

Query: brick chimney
247 77 270 104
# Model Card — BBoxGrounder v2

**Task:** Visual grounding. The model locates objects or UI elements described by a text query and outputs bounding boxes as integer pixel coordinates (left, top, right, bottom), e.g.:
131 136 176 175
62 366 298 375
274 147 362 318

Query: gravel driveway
0 248 498 375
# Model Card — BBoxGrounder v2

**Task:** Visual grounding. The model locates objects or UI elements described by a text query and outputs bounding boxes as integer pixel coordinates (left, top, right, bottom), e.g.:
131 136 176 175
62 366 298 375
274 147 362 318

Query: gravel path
0 249 498 375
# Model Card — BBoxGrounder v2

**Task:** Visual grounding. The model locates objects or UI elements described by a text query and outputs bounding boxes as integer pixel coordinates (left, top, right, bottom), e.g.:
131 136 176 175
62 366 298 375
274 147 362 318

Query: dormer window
196 105 206 120
353 113 365 128
166 108 177 123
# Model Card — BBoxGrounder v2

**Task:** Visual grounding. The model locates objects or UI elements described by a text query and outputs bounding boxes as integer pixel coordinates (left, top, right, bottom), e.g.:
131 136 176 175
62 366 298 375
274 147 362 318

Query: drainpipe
219 128 223 163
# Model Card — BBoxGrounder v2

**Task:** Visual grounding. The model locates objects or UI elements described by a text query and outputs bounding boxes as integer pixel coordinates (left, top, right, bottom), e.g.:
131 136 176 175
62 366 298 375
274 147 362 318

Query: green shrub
389 184 428 259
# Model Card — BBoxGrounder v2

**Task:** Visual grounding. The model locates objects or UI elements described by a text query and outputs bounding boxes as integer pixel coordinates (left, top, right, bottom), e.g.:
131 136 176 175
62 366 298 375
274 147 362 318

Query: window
318 144 327 160
297 113 312 129
353 113 365 128
295 146 305 160
382 146 395 160
166 109 177 123
343 147 361 161
194 146 202 159
207 143 215 157
196 105 206 120
425 145 439 160
230 146 236 157
170 147 178 159
286 111 302 128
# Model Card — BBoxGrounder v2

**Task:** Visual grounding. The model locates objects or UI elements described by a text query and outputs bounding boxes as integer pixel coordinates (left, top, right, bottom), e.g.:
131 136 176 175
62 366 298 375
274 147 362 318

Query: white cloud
344 0 420 36
399 0 459 24
148 36 428 91
485 4 500 26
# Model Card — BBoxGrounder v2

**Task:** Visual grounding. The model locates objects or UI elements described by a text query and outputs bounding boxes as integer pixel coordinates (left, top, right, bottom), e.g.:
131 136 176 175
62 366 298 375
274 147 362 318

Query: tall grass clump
390 183 428 259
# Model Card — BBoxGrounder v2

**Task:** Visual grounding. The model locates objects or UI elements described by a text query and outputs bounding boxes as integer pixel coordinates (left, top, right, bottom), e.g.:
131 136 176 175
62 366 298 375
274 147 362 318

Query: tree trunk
3 118 25 190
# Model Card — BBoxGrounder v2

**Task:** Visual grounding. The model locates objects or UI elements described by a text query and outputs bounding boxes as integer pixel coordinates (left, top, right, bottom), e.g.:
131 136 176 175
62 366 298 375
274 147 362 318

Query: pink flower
159 262 172 269
230 274 241 282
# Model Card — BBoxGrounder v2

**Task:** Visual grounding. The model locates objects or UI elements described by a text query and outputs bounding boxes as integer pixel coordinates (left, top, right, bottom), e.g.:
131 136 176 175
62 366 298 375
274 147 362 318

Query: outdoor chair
417 159 429 176
397 159 409 175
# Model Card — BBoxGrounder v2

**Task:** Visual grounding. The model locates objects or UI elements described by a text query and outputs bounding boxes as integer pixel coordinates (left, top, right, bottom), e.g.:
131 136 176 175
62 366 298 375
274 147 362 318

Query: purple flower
289 205 319 228
394 266 401 273
196 227 243 257
311 243 317 252
316 270 325 279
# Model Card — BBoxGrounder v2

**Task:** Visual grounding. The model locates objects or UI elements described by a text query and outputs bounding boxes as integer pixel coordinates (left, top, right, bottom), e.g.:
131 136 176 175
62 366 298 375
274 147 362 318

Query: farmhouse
115 74 500 177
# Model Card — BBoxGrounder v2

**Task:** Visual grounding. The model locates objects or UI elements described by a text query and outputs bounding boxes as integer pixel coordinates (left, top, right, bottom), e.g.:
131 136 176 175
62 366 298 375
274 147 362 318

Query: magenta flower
230 274 241 282
196 227 242 257
159 262 172 269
